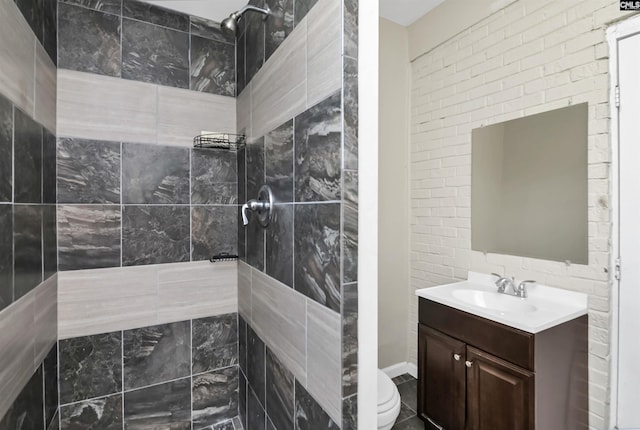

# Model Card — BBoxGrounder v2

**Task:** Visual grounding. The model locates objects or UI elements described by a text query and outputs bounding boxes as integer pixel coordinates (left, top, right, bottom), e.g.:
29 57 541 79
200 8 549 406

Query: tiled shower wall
0 0 59 426
236 0 359 427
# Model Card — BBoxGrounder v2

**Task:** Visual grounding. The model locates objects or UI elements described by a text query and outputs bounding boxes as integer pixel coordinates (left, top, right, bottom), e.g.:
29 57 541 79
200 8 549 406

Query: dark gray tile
237 32 246 95
246 137 265 202
392 374 415 386
233 416 243 430
43 0 58 63
122 205 190 266
43 129 57 204
123 321 191 390
294 92 341 202
395 402 417 425
391 415 424 430
59 332 122 404
343 57 358 170
265 0 293 61
294 203 340 312
247 385 265 430
342 395 357 430
265 204 293 288
245 211 265 271
267 418 276 430
293 0 318 26
43 205 57 287
192 367 239 428
15 0 44 41
13 205 42 300
239 371 247 429
343 0 358 59
190 16 235 44
57 205 121 271
0 367 44 429
14 107 42 204
123 0 189 31
192 149 237 205
57 138 121 204
212 420 235 430
0 96 12 202
124 378 191 430
247 325 265 406
342 283 357 397
192 313 238 374
238 316 247 373
294 381 339 430
44 344 59 426
266 349 294 430
245 0 265 83
48 410 60 430
58 3 121 77
237 145 247 206
265 120 293 203
343 171 358 283
60 394 123 429
397 379 418 412
192 206 238 261
191 35 236 97
60 0 122 15
122 18 189 88
122 143 189 204
0 205 13 311
238 206 246 261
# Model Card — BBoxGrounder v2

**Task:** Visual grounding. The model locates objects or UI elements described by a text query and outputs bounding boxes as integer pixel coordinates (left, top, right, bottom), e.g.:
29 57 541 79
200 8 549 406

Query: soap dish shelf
193 133 246 151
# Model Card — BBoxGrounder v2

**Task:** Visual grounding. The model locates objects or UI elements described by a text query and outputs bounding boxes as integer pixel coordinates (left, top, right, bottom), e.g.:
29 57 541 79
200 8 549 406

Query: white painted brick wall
408 0 624 427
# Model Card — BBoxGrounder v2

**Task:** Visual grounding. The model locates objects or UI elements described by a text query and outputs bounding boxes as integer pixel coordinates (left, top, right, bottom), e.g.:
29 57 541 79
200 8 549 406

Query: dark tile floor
391 374 424 430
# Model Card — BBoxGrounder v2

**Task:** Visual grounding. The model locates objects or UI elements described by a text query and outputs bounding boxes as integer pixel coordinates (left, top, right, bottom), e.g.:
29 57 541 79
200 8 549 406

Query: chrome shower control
242 185 274 227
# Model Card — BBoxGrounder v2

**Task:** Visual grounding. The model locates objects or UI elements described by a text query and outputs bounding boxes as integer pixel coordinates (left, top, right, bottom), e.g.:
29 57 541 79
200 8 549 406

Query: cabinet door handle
426 416 444 430
465 360 473 368
453 353 461 361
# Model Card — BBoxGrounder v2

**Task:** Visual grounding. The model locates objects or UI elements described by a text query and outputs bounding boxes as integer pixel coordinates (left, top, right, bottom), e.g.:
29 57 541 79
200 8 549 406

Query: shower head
220 5 271 37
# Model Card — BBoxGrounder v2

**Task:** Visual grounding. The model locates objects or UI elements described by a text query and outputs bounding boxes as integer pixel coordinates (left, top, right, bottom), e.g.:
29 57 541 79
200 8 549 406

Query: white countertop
415 271 588 333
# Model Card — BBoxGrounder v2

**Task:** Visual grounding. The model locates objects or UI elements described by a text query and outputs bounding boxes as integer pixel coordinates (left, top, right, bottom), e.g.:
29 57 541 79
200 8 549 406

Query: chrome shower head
220 5 270 37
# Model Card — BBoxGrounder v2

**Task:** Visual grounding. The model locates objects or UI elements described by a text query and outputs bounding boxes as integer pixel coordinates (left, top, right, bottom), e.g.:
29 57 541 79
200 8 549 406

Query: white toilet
377 370 402 430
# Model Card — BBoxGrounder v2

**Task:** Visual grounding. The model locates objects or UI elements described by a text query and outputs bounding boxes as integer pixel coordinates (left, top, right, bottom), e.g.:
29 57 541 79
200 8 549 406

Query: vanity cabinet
417 298 587 430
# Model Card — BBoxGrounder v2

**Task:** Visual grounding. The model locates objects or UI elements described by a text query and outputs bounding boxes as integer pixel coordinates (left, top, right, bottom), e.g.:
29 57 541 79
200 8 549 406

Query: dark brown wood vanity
417 298 588 430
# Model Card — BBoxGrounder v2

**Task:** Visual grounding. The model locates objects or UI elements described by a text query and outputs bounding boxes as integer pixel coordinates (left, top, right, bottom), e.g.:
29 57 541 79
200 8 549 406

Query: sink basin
451 289 537 313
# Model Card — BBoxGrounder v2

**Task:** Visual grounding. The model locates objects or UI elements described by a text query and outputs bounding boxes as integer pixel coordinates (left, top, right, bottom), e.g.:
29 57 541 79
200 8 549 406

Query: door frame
607 13 640 430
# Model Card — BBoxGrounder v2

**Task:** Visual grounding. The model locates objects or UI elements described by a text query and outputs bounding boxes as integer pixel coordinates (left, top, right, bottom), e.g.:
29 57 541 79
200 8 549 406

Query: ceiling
144 0 444 27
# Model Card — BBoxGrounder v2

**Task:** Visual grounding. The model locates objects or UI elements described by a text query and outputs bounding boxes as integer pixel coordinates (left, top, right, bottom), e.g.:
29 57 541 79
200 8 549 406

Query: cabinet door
418 324 466 430
466 346 534 430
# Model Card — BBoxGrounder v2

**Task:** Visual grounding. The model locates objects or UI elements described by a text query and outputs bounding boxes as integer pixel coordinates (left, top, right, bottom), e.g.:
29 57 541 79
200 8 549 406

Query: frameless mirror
471 103 588 264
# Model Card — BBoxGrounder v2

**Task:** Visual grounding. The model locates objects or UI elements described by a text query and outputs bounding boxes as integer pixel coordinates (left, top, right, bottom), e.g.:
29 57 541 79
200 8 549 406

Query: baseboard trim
381 362 418 379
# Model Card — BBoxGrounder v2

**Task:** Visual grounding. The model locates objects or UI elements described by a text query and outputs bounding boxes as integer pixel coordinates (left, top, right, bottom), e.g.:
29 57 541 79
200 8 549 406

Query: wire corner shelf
193 133 246 151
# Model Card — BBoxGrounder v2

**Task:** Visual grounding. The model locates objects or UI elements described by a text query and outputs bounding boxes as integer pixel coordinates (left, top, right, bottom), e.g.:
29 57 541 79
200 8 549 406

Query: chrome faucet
491 274 534 298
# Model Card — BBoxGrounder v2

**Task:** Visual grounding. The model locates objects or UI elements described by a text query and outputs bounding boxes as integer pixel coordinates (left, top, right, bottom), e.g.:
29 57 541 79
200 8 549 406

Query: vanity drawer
419 299 534 370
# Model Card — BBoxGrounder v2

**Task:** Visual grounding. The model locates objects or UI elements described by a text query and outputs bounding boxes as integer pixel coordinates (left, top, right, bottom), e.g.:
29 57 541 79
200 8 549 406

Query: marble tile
191 149 238 205
294 381 339 430
247 385 266 430
60 0 122 15
35 275 58 366
123 321 191 390
246 137 265 202
213 420 235 430
192 206 238 261
14 107 42 204
57 205 121 271
15 0 44 41
123 0 189 31
245 0 265 84
0 205 13 310
247 325 266 405
35 43 57 134
192 367 239 428
343 57 358 170
43 0 58 63
48 410 60 430
0 95 13 202
0 367 44 430
44 344 58 425
265 0 293 61
57 138 121 204
191 35 236 97
267 418 276 430
13 205 42 300
342 395 357 430
42 205 57 287
238 206 246 260
343 171 358 283
58 3 121 77
236 32 246 95
294 203 340 311
60 394 123 429
239 371 247 429
266 349 294 430
42 129 56 204
192 313 238 374
294 92 341 202
265 119 293 202
342 283 358 397
122 143 189 204
391 416 424 430
293 0 318 25
191 16 234 44
246 216 265 272
59 331 122 404
238 315 247 373
122 18 189 88
265 204 293 288
122 205 190 266
123 378 191 430
343 0 358 59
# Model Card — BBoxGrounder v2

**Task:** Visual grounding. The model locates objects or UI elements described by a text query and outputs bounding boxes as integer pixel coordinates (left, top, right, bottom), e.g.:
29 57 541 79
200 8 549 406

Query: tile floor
391 374 424 430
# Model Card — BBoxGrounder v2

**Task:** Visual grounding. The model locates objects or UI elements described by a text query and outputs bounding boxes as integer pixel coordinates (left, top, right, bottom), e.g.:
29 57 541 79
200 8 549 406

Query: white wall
378 18 411 369
407 1 630 428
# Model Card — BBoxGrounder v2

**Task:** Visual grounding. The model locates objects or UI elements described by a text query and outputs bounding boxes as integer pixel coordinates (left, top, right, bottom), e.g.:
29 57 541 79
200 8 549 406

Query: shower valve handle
242 185 274 227
242 200 269 225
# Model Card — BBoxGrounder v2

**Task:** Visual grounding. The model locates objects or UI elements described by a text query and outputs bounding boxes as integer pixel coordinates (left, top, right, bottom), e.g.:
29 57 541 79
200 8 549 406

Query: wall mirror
471 103 588 264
